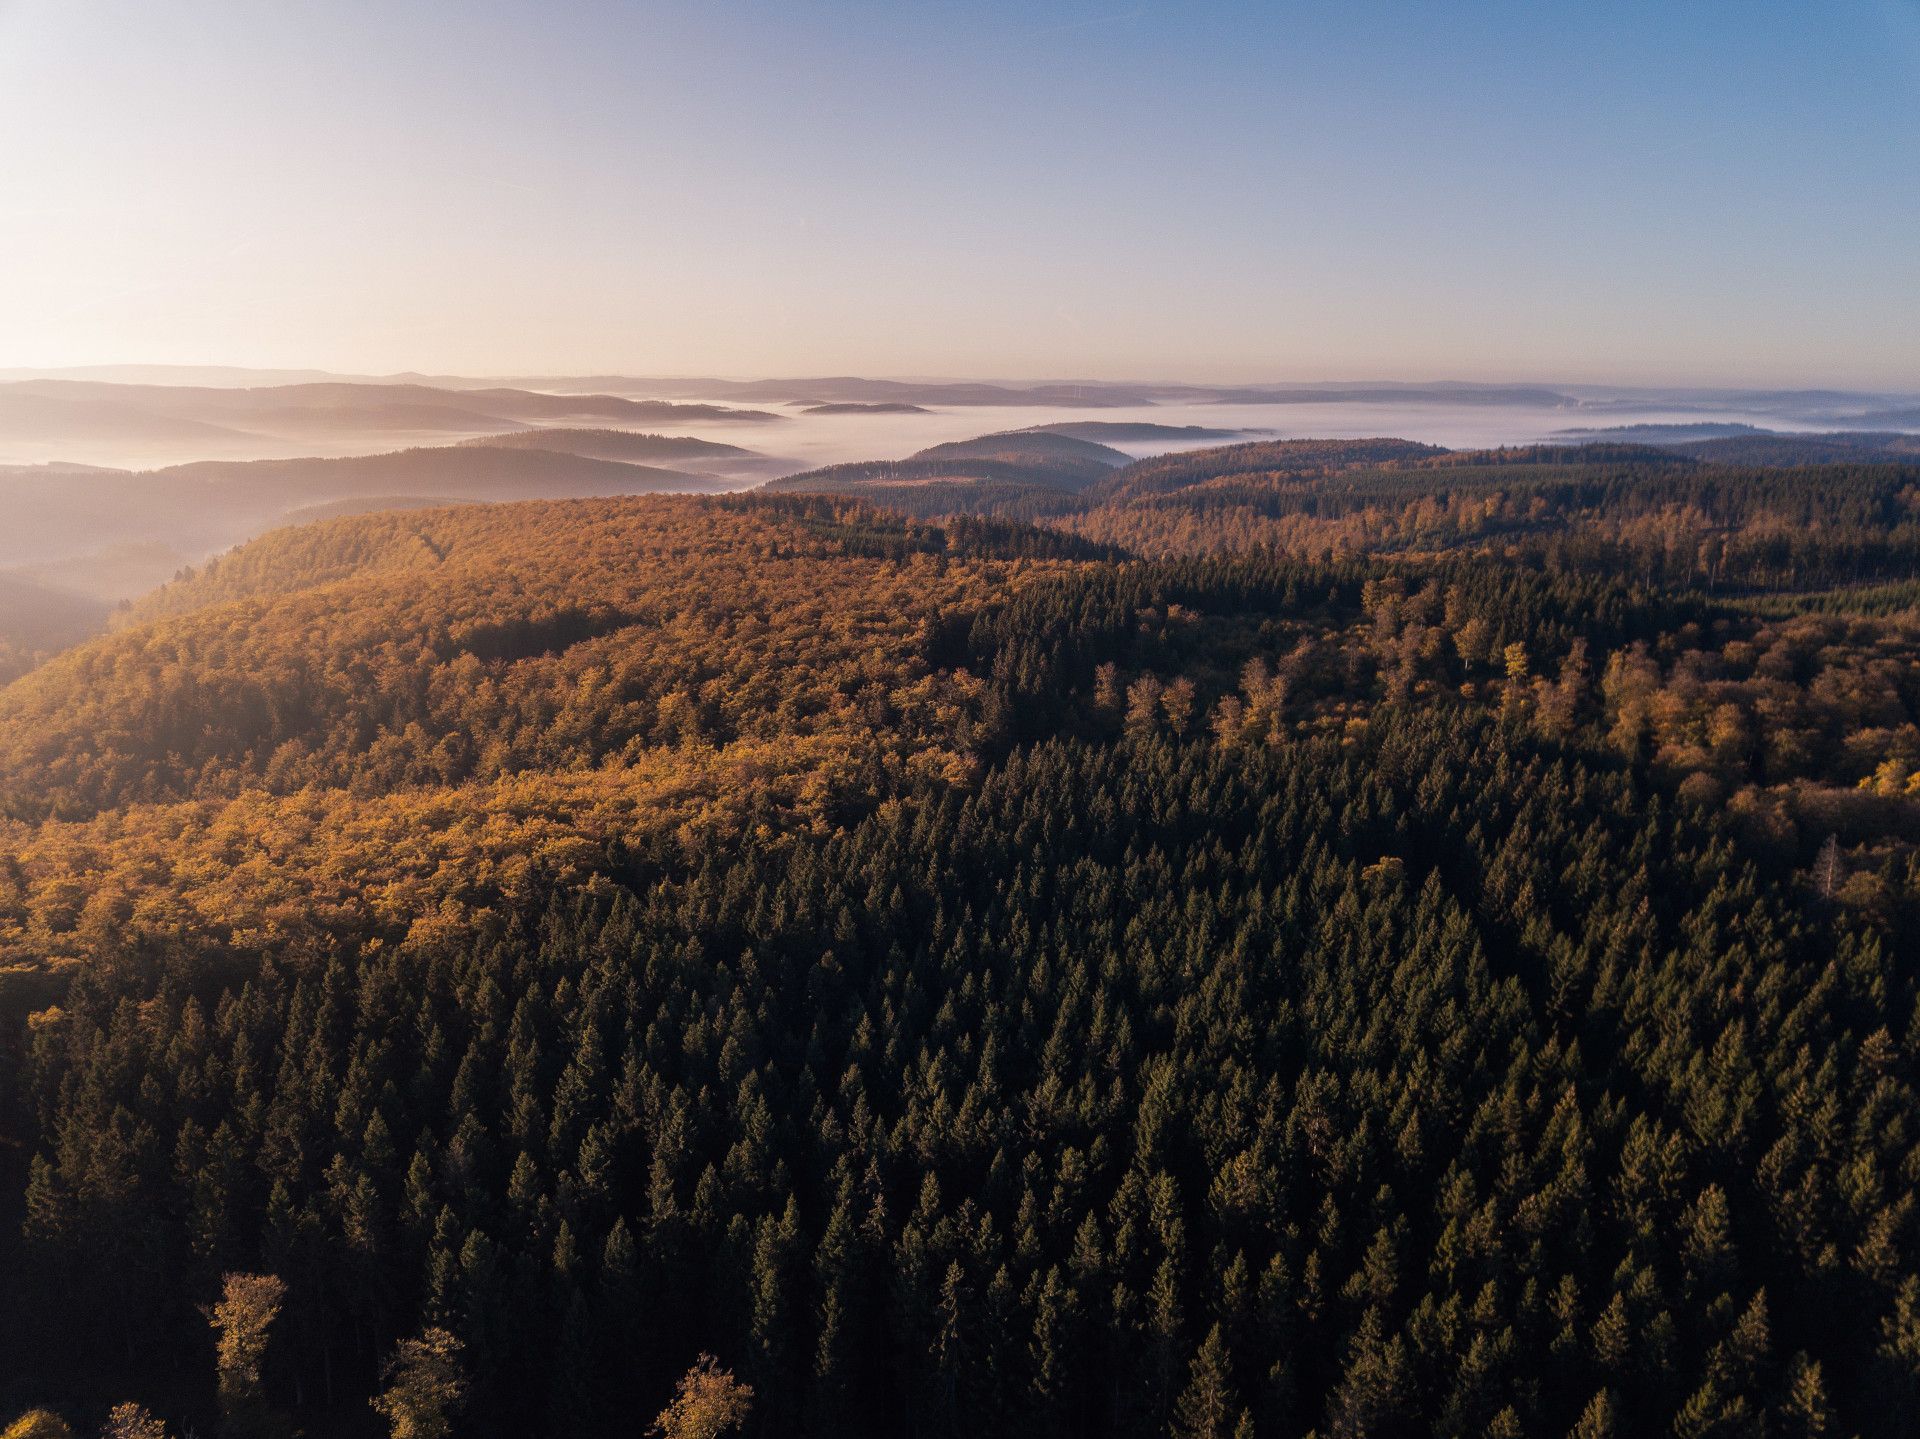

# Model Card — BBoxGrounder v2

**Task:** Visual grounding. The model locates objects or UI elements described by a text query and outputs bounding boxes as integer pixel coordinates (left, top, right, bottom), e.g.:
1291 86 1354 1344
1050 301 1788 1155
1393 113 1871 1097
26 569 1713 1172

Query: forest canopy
0 442 1916 1438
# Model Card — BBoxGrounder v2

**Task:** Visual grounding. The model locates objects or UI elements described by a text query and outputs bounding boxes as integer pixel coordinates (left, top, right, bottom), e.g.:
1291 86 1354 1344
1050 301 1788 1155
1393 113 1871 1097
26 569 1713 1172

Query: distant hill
0 571 113 683
1554 423 1920 466
230 400 531 435
1193 382 1579 407
11 540 188 607
0 380 783 453
762 429 1131 519
759 459 1092 521
1551 422 1770 444
1842 406 1920 430
1022 421 1248 443
0 445 722 575
910 430 1129 483
457 428 758 463
0 389 258 449
800 402 931 414
610 376 1157 407
1086 436 1447 504
1672 432 1920 465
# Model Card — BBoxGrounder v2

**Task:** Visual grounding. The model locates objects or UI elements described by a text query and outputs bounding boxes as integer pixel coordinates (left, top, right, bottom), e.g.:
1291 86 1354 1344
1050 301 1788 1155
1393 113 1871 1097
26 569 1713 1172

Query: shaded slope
760 429 1130 520
456 428 758 464
1085 436 1447 504
0 378 783 436
1023 420 1248 443
0 445 720 572
908 429 1129 485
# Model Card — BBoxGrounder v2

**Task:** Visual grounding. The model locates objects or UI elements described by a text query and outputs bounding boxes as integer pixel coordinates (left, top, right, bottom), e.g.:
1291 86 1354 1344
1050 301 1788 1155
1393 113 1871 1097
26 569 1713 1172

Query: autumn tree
208 1273 288 1438
99 1406 167 1439
0 1414 75 1439
651 1356 754 1439
372 1327 469 1439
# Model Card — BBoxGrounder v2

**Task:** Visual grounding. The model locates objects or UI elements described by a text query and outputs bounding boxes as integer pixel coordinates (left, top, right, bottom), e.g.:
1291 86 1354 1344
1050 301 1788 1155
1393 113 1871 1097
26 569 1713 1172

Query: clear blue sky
1 0 1916 385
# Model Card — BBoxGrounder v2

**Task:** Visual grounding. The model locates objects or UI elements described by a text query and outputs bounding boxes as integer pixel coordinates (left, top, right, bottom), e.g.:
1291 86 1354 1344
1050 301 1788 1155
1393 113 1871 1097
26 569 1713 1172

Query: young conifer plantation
0 442 1917 1437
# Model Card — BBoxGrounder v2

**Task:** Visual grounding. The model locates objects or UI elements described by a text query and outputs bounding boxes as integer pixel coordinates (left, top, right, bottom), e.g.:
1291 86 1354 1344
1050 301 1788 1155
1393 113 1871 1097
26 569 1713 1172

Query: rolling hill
1022 420 1249 443
0 445 719 571
761 429 1131 518
1556 425 1920 466
456 427 761 465
798 401 931 414
2 474 1917 1439
0 379 782 464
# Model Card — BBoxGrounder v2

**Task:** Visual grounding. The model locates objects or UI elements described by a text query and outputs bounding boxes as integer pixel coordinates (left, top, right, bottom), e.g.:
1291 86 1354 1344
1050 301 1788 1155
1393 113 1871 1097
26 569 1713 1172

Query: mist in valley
0 370 1914 685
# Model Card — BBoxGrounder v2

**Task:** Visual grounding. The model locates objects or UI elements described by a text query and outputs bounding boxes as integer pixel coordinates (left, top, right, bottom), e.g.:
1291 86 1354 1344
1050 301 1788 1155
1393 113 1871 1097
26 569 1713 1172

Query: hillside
1023 420 1248 443
617 376 1156 407
0 496 1086 957
0 458 1917 1439
1082 436 1447 504
0 378 783 431
0 389 256 449
0 445 719 572
909 429 1129 482
1555 424 1920 466
798 402 930 414
1673 432 1920 465
456 427 760 465
760 429 1130 519
0 572 111 684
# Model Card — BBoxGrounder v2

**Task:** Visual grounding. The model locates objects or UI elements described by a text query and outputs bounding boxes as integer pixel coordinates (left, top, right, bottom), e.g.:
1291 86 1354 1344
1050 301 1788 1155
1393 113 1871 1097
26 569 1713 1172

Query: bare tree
1817 833 1842 899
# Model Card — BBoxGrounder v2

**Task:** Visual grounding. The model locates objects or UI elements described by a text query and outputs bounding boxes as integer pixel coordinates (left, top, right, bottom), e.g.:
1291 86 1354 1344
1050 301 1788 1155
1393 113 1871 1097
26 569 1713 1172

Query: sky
0 0 1916 388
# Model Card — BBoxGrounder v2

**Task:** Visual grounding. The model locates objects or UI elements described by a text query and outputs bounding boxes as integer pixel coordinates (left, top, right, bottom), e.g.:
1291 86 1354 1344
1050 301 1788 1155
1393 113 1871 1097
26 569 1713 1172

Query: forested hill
0 477 1916 1438
761 430 1131 521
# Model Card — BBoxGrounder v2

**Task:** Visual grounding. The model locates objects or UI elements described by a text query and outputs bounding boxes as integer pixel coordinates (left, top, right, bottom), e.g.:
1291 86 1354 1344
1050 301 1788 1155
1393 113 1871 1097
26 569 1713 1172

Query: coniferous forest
2 440 1919 1437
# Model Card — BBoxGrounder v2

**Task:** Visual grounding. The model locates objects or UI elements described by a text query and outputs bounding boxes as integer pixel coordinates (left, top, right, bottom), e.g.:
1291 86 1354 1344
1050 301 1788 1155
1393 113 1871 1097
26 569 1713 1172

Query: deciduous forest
2 439 1917 1437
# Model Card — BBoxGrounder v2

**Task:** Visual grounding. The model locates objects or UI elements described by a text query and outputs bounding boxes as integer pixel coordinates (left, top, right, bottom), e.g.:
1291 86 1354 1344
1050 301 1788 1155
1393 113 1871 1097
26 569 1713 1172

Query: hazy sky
2 0 1917 386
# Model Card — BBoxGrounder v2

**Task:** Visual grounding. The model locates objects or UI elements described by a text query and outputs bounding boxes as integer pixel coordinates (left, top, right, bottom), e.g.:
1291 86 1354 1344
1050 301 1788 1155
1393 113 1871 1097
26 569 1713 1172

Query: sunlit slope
0 496 1090 966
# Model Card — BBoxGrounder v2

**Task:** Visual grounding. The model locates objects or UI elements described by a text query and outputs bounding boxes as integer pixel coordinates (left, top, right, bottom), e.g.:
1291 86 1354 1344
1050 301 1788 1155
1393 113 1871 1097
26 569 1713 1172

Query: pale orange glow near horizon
1 1 1916 389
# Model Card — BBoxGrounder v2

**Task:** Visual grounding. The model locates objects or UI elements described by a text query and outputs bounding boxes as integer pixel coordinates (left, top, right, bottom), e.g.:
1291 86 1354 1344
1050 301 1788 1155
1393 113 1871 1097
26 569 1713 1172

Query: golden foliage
650 1355 753 1439
0 497 1073 967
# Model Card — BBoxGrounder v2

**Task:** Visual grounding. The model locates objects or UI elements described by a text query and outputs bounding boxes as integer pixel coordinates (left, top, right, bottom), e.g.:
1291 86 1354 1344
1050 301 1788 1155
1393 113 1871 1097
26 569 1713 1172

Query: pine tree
1172 1324 1240 1439
1566 1389 1615 1438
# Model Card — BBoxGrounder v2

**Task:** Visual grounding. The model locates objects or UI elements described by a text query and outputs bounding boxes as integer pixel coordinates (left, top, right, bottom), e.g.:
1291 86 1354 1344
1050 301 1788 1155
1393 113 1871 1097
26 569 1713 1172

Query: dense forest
1 439 1918 1437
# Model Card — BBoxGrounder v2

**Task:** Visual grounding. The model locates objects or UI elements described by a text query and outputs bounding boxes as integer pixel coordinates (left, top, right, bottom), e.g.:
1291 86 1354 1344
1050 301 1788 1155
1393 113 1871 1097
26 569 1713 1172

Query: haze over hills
0 444 728 650
0 378 783 467
2 360 1917 682
10 364 1917 418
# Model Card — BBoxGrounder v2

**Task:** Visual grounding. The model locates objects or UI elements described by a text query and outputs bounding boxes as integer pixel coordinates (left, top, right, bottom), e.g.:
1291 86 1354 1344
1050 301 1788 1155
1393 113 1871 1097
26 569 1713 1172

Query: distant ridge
1552 422 1920 465
0 379 783 454
0 444 725 577
456 428 758 463
799 402 931 414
